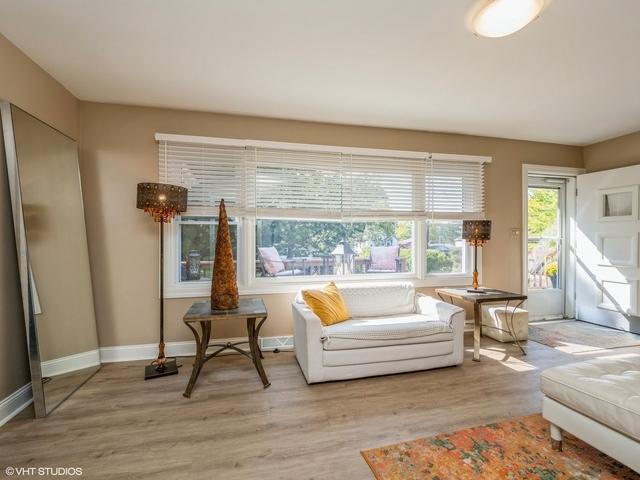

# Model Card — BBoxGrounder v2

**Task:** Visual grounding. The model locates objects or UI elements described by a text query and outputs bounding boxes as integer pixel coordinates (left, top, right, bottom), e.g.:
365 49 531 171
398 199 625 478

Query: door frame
522 164 585 319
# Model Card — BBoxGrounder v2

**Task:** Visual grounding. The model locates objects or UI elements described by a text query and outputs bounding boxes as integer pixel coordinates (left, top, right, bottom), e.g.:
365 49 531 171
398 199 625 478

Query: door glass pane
528 187 561 289
603 191 632 217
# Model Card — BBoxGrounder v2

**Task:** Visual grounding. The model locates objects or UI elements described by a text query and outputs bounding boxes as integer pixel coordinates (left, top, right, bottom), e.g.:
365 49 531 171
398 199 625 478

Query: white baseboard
41 349 101 378
99 335 294 363
0 383 32 427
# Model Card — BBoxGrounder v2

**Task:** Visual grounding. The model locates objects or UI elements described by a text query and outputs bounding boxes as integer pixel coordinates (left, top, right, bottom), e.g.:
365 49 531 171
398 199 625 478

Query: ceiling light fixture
470 0 546 38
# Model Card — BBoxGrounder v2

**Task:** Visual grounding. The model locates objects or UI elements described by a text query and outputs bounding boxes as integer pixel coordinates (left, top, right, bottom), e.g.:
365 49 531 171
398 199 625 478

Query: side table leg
473 303 481 362
505 299 527 355
247 317 270 388
183 321 210 398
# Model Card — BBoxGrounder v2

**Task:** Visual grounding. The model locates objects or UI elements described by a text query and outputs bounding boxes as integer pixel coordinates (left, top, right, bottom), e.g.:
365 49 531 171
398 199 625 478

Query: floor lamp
462 220 491 293
137 182 188 380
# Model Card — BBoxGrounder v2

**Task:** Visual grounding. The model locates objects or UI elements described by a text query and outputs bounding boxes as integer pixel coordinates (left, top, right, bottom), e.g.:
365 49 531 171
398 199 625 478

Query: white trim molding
41 349 101 378
0 383 32 427
99 336 295 363
165 274 475 298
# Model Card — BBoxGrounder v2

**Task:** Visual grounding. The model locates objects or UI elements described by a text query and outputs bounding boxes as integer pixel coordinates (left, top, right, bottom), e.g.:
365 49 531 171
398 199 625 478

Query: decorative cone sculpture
211 199 239 310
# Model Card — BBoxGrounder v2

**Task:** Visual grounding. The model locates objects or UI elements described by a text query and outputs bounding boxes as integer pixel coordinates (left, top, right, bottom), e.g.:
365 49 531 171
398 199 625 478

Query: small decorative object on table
210 199 239 310
182 297 270 398
137 182 188 379
462 219 491 292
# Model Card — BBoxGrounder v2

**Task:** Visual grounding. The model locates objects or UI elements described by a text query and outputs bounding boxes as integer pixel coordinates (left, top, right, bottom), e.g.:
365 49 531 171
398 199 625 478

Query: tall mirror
1 102 100 417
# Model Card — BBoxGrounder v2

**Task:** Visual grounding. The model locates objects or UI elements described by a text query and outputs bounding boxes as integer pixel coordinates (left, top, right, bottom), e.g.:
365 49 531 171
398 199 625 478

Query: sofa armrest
417 293 465 364
292 302 324 383
416 293 464 325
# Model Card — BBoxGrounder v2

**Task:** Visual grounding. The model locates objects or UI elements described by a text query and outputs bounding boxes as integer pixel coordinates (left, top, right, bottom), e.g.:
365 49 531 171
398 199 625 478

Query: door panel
576 165 640 333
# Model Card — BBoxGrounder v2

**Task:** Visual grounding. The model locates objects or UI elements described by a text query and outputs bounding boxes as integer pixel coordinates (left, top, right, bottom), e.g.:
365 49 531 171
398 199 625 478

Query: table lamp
137 182 188 379
462 220 491 293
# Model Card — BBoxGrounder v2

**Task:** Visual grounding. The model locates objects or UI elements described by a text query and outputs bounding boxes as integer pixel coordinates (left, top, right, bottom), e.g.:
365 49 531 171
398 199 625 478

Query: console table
435 288 527 362
182 297 270 398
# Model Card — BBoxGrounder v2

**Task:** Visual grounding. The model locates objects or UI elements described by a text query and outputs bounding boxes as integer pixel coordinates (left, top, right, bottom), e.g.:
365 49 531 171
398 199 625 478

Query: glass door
527 177 566 320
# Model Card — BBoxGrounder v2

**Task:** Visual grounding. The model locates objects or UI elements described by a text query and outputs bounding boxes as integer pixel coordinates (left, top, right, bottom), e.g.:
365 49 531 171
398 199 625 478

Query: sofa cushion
322 313 453 350
302 282 351 326
541 355 640 441
337 282 416 318
323 340 453 366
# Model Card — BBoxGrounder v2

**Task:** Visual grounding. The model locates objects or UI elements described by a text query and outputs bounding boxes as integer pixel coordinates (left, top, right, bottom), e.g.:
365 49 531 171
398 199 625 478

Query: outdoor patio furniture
364 245 406 273
257 247 303 276
284 256 334 275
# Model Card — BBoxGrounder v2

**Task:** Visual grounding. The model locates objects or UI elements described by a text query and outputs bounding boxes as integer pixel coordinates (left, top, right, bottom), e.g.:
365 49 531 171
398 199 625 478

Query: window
177 216 238 282
598 186 638 221
157 134 489 295
426 220 467 274
255 219 413 277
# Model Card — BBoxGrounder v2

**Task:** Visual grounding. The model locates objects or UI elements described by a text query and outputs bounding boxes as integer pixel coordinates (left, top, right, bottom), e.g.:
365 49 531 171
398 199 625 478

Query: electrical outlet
510 228 520 239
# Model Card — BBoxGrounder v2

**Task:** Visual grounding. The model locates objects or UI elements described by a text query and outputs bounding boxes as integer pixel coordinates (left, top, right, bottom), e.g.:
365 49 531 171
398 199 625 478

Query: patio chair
257 247 303 276
364 245 406 273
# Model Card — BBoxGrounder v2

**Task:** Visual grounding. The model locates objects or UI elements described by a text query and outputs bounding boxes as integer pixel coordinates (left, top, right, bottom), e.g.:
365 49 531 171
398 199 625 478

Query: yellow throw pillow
302 282 351 326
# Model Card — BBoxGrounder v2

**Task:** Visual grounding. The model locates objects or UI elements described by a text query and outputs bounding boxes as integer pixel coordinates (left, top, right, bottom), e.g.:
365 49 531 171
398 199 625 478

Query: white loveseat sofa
292 282 465 383
541 355 640 472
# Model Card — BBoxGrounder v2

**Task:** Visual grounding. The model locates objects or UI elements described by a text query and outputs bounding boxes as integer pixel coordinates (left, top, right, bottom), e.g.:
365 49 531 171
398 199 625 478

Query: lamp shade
462 220 492 245
136 182 187 223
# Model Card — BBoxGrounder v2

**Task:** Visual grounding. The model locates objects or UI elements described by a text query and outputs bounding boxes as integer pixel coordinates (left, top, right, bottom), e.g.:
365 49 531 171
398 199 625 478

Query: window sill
164 274 474 298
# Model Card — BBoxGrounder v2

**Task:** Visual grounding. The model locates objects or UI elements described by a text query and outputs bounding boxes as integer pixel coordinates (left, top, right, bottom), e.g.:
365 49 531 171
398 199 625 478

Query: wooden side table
182 297 270 398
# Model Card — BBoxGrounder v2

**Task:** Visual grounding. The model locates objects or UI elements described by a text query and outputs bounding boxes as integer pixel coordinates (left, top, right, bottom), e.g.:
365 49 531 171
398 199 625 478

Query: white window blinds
345 154 427 220
158 140 247 215
426 158 486 220
157 135 488 220
251 147 344 219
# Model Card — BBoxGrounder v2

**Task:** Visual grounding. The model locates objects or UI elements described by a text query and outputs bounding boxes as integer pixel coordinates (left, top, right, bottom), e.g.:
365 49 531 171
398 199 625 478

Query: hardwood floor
2 334 638 479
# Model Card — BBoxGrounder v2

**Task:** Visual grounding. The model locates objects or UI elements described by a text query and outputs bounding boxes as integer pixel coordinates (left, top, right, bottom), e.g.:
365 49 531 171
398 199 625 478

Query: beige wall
584 130 640 172
78 101 582 347
0 33 78 399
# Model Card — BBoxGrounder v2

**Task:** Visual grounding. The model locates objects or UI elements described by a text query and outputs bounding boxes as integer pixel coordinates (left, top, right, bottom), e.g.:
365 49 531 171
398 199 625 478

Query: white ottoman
481 304 528 342
541 356 640 472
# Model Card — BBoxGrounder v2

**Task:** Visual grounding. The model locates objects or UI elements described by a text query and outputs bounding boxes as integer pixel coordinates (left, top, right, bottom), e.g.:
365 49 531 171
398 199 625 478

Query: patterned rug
361 414 637 479
528 320 640 352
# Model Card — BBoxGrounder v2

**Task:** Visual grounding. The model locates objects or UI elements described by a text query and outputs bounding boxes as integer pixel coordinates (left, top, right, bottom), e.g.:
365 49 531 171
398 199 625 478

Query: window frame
165 216 475 298
159 134 488 298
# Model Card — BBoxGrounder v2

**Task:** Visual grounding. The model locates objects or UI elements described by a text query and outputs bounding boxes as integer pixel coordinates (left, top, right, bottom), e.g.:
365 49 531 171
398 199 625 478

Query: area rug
361 414 637 479
528 320 640 352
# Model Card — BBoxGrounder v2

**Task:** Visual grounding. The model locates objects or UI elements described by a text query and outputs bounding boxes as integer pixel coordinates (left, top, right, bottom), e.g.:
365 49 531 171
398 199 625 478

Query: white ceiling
1 0 639 145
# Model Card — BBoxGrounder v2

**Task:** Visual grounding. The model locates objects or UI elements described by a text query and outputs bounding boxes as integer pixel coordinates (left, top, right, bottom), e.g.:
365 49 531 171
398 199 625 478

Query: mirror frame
0 101 100 417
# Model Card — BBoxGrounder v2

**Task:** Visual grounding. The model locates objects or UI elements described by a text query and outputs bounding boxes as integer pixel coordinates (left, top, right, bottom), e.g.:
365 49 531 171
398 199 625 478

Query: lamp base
144 358 179 380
